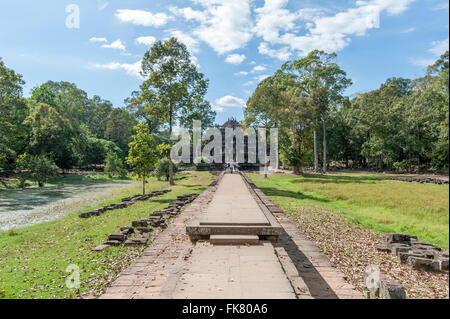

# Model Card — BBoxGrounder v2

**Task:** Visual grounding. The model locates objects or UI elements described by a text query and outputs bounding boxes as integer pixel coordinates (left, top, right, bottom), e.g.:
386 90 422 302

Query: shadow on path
274 228 339 299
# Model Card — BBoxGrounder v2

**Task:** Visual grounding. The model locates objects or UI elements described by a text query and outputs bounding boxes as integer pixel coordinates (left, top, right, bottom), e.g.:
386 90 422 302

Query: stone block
388 233 417 244
136 227 152 234
391 243 411 256
407 256 439 271
411 242 441 251
379 275 407 299
108 232 126 242
438 257 449 271
376 245 391 253
103 240 121 246
92 244 110 251
398 252 424 263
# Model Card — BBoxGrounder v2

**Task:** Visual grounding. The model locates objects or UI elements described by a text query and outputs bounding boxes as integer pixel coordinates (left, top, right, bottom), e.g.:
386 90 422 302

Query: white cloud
433 1 449 10
168 30 200 53
101 39 126 51
97 1 109 11
90 37 108 43
255 0 414 57
254 74 270 82
258 42 291 60
211 105 224 112
115 9 171 27
251 65 267 73
235 71 249 76
225 54 246 64
409 57 436 67
136 36 156 46
215 95 246 108
91 60 142 78
172 0 253 54
402 27 415 33
429 37 449 56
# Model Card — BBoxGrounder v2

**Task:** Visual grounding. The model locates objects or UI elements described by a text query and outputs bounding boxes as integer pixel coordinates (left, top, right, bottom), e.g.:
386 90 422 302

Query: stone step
210 234 259 245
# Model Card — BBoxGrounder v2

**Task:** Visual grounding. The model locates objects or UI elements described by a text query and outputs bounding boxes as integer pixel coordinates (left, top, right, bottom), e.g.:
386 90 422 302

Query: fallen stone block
411 242 441 251
120 227 134 235
379 275 407 299
388 233 417 244
92 244 110 251
398 252 425 263
407 256 440 272
108 232 126 242
438 257 449 271
391 243 411 256
377 245 391 253
136 227 152 233
103 240 121 246
79 212 93 218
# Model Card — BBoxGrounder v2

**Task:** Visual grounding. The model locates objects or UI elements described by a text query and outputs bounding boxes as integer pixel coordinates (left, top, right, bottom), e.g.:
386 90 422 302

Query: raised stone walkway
100 172 362 299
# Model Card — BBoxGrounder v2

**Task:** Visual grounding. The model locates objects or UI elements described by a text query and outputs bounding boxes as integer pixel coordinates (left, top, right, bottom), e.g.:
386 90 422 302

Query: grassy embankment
249 171 449 248
0 171 213 299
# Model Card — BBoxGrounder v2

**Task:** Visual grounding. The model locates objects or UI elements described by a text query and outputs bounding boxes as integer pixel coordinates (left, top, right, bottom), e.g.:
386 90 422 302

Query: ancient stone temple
184 118 263 170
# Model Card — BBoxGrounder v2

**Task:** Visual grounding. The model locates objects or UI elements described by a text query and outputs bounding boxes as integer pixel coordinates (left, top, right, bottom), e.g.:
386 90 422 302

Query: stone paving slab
170 241 297 299
200 174 269 226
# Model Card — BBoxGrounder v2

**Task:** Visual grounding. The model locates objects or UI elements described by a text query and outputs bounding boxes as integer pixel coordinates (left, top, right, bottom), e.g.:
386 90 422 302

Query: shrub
104 151 127 178
16 153 58 188
154 158 178 181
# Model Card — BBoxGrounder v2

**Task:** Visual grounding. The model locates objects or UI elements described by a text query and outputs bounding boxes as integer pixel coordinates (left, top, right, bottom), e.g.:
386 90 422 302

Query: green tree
105 151 127 178
154 158 179 181
135 37 214 185
0 59 29 176
24 102 77 170
127 122 158 194
105 108 137 157
282 50 352 172
16 153 58 188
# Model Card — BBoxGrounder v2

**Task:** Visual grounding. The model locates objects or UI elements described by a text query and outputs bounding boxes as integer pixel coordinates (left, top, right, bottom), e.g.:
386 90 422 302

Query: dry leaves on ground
287 207 449 299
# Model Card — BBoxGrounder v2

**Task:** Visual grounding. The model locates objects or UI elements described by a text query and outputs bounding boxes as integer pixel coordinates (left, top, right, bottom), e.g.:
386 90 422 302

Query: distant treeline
0 59 143 178
245 50 449 173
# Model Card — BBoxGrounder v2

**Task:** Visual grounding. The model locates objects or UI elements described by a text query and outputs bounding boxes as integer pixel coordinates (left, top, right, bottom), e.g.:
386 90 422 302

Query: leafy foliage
104 151 127 178
154 158 179 181
126 122 158 194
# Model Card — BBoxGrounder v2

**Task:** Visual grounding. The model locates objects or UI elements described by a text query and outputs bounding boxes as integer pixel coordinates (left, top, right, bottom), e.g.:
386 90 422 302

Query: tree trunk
168 103 175 186
142 176 146 195
313 128 318 172
322 118 327 173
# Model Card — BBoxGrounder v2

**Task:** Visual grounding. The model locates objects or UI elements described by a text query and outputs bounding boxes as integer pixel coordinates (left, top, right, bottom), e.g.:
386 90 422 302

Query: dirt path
100 173 361 299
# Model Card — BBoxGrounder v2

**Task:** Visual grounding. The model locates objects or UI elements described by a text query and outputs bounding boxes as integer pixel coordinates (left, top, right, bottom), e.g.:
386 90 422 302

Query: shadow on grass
294 173 383 184
258 186 332 204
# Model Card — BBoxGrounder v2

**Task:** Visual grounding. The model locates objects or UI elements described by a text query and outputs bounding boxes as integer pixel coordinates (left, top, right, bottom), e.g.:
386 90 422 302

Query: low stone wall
377 233 449 272
390 177 448 185
92 193 199 251
79 189 171 218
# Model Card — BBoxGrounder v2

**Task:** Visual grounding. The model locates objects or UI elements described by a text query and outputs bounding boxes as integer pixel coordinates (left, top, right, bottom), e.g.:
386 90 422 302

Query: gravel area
286 206 449 299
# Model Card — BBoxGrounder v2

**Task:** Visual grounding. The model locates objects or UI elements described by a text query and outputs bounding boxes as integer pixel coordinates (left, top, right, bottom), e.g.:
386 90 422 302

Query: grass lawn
0 171 213 299
249 171 449 249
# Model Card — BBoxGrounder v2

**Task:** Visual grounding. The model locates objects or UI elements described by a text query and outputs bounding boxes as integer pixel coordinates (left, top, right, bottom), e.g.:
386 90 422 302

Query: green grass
249 171 449 249
0 171 213 299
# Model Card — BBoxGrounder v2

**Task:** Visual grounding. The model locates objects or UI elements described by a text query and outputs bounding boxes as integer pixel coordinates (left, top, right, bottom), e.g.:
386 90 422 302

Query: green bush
154 158 178 181
104 151 127 178
15 153 59 188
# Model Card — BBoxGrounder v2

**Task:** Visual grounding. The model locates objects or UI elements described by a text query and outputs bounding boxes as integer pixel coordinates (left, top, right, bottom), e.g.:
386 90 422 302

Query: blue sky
0 0 448 125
